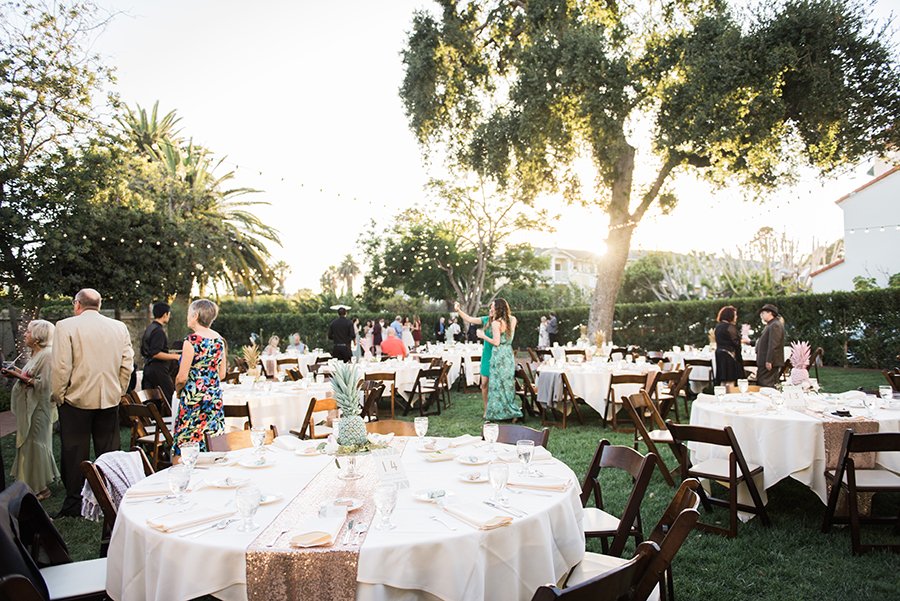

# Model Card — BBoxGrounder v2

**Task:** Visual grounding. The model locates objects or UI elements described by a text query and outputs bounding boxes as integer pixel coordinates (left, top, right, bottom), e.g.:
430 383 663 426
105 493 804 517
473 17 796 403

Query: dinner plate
458 470 489 483
413 489 455 503
238 457 277 469
206 477 250 489
332 497 363 512
456 454 490 466
295 447 322 457
417 440 450 452
260 494 283 506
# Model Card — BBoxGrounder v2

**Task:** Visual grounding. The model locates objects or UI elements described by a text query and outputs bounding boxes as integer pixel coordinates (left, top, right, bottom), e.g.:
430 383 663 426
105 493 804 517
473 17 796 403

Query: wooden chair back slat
496 425 550 447
366 419 416 436
205 425 276 451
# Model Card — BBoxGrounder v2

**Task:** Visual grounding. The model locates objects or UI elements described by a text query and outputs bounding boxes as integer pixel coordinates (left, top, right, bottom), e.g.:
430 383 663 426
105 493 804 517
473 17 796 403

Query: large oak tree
399 0 900 337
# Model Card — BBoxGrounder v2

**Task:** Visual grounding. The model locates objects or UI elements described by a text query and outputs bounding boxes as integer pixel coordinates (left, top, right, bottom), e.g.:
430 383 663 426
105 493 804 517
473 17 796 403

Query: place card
374 449 409 489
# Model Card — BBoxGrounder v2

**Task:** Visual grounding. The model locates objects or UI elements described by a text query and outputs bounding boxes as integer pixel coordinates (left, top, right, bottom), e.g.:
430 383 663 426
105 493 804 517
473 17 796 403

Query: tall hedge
213 289 900 369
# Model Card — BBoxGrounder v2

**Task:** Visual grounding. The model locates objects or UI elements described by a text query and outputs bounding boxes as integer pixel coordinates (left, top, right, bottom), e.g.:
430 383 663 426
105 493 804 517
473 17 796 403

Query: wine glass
250 427 267 464
714 385 727 403
483 422 499 454
180 441 200 471
773 393 785 412
863 394 877 417
168 465 190 504
516 440 534 476
489 461 509 504
879 386 893 405
414 417 429 447
235 485 262 532
737 379 749 396
373 483 398 530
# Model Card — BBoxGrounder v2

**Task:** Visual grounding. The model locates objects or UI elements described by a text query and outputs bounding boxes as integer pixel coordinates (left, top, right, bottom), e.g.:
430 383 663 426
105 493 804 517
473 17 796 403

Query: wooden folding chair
365 372 397 418
497 424 550 447
402 367 442 417
205 425 277 451
742 359 758 383
882 368 899 392
121 401 174 471
360 382 386 422
290 397 338 440
527 347 541 364
683 358 713 397
514 364 542 418
810 347 824 380
652 368 690 423
579 440 657 557
533 541 659 601
277 358 299 370
821 430 900 555
436 361 453 409
79 448 154 557
541 372 584 429
779 359 792 383
564 349 586 362
667 421 770 537
623 390 679 487
284 367 303 382
366 419 416 436
223 403 253 429
222 369 241 384
604 373 655 431
608 347 629 362
129 386 172 417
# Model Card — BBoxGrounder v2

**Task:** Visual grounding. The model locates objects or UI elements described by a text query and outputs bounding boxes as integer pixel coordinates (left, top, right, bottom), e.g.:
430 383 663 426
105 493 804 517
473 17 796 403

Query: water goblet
250 427 267 463
737 379 749 396
863 394 877 417
168 465 190 505
235 485 262 532
489 461 509 504
373 483 398 530
414 417 429 447
180 441 200 471
773 393 785 412
516 440 535 476
879 386 893 405
483 422 499 454
714 385 727 403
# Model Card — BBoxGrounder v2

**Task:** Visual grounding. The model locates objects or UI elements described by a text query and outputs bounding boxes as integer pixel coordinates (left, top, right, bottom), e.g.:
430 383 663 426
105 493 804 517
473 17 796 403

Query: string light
845 223 900 234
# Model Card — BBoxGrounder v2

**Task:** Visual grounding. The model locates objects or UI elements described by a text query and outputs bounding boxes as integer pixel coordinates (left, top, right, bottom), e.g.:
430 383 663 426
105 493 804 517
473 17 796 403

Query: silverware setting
179 517 238 538
429 514 457 531
483 500 526 518
266 528 292 547
341 519 356 545
507 488 552 498
352 522 368 544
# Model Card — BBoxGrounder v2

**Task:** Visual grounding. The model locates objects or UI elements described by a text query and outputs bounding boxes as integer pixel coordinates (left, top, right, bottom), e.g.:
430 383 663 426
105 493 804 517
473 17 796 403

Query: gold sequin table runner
246 439 408 601
820 416 878 515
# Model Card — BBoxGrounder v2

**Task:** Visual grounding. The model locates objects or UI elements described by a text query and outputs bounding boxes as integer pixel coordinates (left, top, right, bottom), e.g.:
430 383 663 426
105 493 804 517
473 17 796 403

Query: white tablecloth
536 362 659 416
417 349 482 387
106 440 584 601
221 381 334 434
690 393 900 503
262 351 330 377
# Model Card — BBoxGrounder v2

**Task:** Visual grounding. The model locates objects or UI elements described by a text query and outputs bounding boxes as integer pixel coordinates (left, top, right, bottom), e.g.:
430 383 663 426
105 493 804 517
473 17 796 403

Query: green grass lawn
2 367 898 600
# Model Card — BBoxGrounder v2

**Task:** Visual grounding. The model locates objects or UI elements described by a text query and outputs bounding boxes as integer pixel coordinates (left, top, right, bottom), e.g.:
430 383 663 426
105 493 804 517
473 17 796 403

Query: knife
341 519 356 545
483 500 525 518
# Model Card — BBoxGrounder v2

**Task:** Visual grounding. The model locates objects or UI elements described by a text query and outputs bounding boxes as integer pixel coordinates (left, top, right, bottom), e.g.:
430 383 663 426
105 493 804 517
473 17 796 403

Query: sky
89 0 900 292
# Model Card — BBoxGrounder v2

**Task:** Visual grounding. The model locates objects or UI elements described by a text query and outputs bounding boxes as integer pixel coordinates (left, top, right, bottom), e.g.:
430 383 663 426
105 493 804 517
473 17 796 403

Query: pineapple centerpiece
788 341 814 389
332 363 368 448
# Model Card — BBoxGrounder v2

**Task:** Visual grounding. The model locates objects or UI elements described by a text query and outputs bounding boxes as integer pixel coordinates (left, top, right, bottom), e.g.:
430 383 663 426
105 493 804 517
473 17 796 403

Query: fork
429 515 457 531
266 528 291 547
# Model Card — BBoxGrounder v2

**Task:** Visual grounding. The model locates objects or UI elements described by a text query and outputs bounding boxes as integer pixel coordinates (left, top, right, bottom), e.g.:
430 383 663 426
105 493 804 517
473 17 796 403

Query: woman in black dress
714 305 744 385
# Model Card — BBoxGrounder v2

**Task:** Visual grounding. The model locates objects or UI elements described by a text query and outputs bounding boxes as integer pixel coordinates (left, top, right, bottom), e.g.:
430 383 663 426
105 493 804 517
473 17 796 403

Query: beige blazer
51 310 134 410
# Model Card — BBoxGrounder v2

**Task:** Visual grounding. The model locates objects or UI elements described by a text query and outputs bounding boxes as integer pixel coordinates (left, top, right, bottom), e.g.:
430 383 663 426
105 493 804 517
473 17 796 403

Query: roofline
835 166 900 204
809 258 845 278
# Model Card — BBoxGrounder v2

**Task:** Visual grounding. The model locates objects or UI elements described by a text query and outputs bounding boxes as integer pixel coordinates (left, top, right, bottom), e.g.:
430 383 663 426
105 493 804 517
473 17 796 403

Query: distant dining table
220 381 335 434
536 360 660 416
105 436 584 601
416 343 482 387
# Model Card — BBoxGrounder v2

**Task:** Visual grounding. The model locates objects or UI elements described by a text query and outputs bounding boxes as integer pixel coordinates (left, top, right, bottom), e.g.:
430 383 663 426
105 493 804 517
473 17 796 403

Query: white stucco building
811 163 900 292
535 247 602 290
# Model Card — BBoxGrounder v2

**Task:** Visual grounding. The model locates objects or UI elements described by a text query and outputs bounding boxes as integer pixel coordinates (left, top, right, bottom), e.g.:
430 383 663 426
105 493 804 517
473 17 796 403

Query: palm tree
320 266 339 295
118 101 181 158
337 254 360 296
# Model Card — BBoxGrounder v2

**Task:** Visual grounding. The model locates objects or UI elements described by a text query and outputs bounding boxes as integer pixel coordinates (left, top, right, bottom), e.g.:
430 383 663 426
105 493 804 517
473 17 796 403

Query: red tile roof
810 258 845 278
835 166 900 204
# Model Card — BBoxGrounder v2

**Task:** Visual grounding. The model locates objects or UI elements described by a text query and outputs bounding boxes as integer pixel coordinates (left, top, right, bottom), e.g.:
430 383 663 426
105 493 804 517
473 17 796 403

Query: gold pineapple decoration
332 363 367 447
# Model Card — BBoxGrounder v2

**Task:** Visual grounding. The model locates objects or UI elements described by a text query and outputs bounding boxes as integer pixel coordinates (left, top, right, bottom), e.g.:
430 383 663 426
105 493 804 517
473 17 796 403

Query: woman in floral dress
173 299 227 457
478 298 521 422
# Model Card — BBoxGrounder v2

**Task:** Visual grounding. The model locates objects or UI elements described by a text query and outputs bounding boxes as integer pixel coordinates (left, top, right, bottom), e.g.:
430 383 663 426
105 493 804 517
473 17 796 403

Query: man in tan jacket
51 288 134 517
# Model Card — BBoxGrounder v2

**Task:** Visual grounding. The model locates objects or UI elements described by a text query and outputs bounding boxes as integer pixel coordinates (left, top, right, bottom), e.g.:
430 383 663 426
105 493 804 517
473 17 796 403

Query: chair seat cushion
646 429 673 443
690 458 761 479
582 506 620 534
567 552 660 600
826 468 900 489
41 558 107 600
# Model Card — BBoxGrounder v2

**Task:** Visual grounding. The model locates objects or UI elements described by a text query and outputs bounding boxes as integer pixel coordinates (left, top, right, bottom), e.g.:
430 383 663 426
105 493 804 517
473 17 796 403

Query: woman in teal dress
455 301 494 417
478 299 521 422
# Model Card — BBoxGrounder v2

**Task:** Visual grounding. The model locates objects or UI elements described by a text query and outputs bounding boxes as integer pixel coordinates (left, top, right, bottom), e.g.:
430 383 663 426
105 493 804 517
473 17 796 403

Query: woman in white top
401 317 416 350
538 315 550 348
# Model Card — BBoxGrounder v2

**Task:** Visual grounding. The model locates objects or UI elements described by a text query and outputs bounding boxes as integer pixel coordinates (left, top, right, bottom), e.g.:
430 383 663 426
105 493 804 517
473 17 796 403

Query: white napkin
507 475 571 492
495 446 552 464
838 390 866 401
289 508 348 547
272 436 302 451
125 485 177 499
147 508 235 533
195 452 229 466
448 434 481 448
425 451 456 462
443 501 512 530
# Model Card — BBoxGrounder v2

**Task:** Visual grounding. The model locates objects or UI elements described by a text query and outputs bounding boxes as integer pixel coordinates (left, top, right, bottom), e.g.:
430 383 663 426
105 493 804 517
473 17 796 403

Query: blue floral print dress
174 334 225 454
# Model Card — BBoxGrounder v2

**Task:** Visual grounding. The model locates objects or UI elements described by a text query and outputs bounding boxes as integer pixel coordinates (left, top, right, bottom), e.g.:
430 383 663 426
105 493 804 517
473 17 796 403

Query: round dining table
689 392 900 504
220 381 335 434
536 361 660 416
105 437 585 601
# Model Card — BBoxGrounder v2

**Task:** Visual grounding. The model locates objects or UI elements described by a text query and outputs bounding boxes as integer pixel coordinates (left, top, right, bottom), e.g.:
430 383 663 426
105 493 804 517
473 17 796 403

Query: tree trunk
588 225 634 342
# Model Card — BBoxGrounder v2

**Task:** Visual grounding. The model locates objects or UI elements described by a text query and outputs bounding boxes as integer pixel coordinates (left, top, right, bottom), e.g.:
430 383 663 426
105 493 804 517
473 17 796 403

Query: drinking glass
863 395 877 417
483 422 499 454
168 465 190 504
250 427 267 462
879 386 893 403
180 441 200 471
714 385 727 403
737 379 749 396
489 461 509 504
516 440 535 476
373 483 398 530
235 485 262 532
414 417 429 447
773 393 785 412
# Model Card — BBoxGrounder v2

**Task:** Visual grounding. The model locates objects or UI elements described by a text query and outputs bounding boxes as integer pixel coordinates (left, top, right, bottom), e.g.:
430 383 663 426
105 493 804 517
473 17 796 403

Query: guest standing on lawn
327 307 354 362
755 303 785 388
455 301 495 418
2 320 59 500
713 305 744 386
478 298 521 422
140 302 179 403
173 299 226 458
51 288 133 517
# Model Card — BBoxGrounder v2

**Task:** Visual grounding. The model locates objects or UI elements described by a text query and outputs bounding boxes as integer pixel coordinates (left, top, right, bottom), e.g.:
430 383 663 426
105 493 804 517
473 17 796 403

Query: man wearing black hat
328 307 354 362
755 303 785 388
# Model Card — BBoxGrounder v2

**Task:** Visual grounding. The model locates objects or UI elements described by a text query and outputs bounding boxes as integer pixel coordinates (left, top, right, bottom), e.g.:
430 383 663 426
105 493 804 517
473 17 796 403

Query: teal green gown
485 328 522 421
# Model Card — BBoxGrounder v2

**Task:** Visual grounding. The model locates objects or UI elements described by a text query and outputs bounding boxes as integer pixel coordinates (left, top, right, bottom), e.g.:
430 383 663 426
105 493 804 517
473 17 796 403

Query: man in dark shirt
328 307 354 362
140 302 180 403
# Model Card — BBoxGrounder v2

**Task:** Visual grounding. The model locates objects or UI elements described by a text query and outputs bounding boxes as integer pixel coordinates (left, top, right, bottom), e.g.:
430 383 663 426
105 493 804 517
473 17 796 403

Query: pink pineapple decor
789 341 812 388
